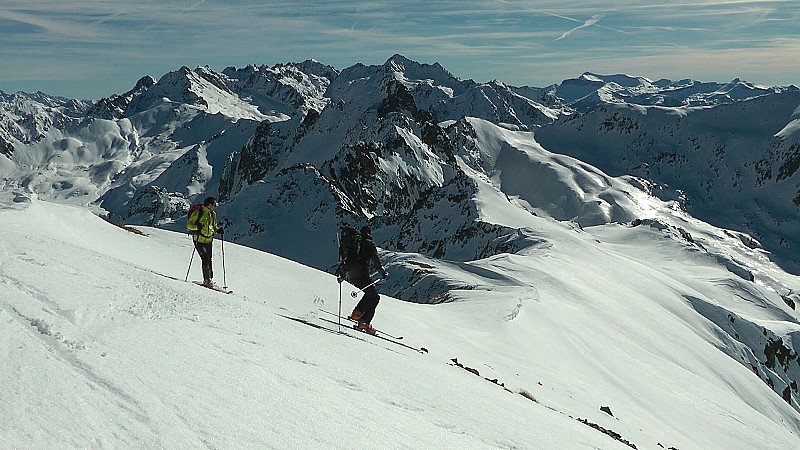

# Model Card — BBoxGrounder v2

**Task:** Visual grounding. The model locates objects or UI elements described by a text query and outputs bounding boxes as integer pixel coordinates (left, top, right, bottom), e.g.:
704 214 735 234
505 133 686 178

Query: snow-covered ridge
534 91 800 274
554 72 797 110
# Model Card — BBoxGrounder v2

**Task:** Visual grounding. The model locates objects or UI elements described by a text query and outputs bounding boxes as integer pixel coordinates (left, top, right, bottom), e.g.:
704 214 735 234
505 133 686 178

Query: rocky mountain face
0 91 90 159
2 55 800 410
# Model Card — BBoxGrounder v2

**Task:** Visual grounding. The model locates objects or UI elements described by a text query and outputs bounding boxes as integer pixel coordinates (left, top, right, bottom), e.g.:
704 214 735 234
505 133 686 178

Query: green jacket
187 206 217 244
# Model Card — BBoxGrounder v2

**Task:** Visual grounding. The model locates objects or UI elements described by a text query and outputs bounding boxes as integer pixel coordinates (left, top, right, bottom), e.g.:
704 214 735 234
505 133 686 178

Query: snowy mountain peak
582 72 654 88
381 54 463 91
577 72 605 83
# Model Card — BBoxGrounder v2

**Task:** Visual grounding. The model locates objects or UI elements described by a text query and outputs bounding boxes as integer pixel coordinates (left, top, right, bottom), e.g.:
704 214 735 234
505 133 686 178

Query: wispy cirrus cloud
1 0 798 98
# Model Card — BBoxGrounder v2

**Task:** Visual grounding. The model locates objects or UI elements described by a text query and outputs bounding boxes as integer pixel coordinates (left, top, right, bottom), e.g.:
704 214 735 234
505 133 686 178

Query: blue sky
1 0 799 100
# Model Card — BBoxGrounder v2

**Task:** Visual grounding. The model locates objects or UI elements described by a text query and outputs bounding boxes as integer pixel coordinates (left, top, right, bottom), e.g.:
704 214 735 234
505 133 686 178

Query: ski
278 314 366 341
192 280 233 294
318 317 428 354
318 309 403 339
278 315 405 355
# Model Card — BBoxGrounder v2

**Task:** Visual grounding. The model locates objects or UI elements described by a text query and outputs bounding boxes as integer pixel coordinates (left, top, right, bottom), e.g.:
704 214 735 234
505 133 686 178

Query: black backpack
339 225 363 268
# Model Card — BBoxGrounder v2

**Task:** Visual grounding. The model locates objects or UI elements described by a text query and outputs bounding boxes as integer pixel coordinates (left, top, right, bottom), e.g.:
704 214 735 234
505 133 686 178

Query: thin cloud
491 2 632 39
1 0 799 98
556 15 603 40
0 9 97 40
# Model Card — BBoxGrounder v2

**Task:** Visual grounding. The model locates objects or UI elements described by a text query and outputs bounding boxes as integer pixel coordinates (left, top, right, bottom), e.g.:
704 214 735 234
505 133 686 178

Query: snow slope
2 193 799 449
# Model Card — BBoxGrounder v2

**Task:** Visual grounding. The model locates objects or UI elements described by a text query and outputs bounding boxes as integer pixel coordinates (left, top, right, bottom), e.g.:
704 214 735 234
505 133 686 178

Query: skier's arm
370 249 388 278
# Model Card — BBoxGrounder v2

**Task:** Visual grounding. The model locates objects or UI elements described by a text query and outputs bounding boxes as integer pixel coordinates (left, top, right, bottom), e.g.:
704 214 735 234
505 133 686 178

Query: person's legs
348 265 370 319
195 242 213 282
357 286 380 324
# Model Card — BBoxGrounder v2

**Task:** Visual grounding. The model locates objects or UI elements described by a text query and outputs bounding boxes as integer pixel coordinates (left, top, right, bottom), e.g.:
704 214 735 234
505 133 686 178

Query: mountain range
2 55 798 273
2 55 800 444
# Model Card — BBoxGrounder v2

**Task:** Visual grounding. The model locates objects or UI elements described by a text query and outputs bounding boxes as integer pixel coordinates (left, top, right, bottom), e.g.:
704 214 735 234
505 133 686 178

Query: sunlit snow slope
2 192 799 449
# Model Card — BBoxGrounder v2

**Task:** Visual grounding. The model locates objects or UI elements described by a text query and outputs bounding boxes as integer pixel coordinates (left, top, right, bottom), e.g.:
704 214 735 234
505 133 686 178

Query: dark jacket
347 237 380 282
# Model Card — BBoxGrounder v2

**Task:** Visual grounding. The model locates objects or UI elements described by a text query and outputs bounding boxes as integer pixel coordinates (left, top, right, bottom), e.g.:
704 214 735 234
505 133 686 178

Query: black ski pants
348 264 380 324
195 241 213 281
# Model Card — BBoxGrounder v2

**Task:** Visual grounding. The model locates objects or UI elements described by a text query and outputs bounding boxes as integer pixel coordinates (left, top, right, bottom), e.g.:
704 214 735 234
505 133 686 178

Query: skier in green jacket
187 196 224 288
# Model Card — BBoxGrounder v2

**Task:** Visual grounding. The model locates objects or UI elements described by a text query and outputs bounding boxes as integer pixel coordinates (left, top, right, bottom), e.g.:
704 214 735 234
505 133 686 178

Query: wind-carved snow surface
2 193 800 449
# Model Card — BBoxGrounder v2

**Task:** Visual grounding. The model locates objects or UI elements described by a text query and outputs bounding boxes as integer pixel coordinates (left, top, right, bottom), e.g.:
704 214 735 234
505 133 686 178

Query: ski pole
336 231 342 331
184 237 196 282
351 277 383 298
338 280 343 332
221 233 228 289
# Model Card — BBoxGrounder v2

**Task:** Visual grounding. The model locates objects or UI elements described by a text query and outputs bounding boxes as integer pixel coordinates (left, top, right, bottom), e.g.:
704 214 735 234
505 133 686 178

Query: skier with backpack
336 225 388 335
187 196 225 289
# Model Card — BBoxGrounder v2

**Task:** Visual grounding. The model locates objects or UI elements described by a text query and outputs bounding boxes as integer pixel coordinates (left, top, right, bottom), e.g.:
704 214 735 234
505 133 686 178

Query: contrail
180 0 208 14
557 15 602 40
495 0 632 39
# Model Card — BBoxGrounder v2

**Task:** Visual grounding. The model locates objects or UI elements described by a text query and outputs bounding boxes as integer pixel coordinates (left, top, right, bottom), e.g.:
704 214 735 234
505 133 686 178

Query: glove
216 227 225 236
380 268 389 279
